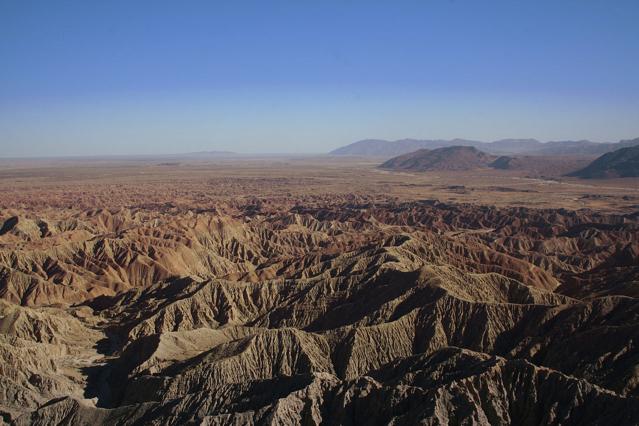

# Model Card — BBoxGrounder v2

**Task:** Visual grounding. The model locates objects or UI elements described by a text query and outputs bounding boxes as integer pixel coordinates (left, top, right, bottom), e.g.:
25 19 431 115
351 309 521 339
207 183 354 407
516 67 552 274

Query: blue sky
1 0 638 156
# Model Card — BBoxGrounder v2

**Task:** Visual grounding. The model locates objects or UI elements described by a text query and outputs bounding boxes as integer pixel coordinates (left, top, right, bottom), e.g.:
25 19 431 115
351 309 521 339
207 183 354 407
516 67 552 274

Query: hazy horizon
2 1 639 157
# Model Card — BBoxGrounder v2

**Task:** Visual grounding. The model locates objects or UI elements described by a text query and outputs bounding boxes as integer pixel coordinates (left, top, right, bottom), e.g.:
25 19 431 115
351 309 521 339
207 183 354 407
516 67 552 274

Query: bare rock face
1 199 639 424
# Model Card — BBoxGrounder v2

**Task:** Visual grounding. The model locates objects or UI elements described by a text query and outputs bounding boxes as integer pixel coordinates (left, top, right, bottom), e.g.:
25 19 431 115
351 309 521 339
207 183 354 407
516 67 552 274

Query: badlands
0 156 638 425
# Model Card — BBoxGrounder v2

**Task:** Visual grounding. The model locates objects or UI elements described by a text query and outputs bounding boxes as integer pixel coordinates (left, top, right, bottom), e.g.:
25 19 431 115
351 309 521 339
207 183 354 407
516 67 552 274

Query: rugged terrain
379 147 594 177
0 158 638 425
331 137 639 158
568 145 639 178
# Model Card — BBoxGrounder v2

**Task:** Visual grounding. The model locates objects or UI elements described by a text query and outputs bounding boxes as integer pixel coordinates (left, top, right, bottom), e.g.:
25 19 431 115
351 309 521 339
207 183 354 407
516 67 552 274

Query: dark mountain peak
567 145 639 178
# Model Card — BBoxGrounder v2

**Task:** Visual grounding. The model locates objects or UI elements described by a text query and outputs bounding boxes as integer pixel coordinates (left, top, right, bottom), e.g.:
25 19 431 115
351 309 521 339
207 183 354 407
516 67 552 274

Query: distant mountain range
567 145 639 178
331 137 639 157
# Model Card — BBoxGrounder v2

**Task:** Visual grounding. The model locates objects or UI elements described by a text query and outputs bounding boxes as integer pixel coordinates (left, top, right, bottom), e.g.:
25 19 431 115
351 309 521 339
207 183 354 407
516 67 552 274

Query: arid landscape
3 0 639 423
1 155 638 424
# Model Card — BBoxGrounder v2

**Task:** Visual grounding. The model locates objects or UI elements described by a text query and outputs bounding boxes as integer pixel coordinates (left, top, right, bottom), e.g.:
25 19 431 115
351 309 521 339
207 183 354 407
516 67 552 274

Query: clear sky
1 0 639 156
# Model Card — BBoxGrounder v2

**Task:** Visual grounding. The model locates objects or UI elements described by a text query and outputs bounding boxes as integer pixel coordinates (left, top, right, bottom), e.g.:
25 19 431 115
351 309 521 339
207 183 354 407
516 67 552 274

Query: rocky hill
568 145 639 178
329 138 481 156
380 146 497 171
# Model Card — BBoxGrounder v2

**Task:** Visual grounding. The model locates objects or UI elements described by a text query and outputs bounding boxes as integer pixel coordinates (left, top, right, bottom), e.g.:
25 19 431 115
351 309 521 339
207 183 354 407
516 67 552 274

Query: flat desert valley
1 156 638 424
2 155 638 211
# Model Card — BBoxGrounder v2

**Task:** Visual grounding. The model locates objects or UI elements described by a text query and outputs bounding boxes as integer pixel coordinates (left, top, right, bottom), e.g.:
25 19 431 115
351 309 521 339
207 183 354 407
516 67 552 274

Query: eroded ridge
1 198 638 425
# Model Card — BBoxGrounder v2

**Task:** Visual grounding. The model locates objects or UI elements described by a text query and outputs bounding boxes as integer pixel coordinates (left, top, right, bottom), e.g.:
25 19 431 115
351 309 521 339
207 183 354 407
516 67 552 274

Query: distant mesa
486 139 543 153
380 146 497 171
331 139 455 157
331 137 639 158
567 144 639 178
331 138 483 157
178 150 237 157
